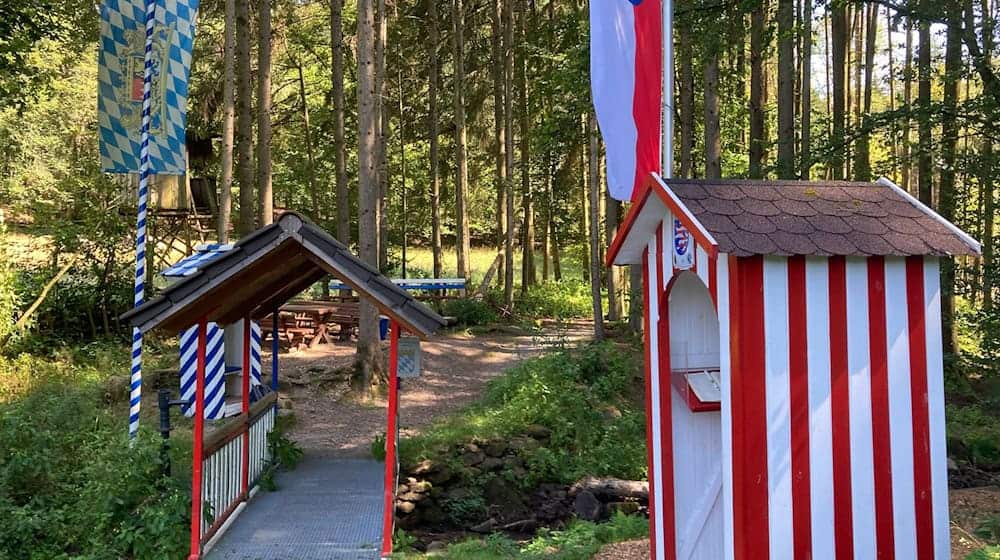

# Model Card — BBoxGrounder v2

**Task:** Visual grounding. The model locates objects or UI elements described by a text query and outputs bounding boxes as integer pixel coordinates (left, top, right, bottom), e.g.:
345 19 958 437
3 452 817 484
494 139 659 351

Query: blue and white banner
98 0 200 174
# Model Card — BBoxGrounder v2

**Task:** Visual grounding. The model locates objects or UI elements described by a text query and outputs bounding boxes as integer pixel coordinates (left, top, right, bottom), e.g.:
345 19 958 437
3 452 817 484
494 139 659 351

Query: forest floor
266 321 593 453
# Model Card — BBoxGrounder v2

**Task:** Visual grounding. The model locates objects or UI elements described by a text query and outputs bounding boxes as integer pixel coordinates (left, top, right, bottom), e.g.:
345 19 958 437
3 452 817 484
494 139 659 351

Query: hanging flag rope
129 0 157 441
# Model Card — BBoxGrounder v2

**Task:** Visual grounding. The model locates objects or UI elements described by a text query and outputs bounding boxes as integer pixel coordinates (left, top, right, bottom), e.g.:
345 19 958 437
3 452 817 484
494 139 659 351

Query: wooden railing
199 392 277 546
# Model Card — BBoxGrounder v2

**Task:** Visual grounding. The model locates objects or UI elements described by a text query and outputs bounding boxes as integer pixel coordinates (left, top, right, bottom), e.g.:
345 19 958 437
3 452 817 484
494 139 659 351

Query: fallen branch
12 255 79 332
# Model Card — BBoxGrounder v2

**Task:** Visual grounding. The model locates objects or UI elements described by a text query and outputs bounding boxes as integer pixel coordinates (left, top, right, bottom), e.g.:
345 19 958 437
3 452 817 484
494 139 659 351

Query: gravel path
270 323 591 453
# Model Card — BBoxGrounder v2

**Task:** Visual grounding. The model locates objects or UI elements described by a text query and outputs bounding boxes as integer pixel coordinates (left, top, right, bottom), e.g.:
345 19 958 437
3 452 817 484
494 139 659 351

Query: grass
393 512 648 559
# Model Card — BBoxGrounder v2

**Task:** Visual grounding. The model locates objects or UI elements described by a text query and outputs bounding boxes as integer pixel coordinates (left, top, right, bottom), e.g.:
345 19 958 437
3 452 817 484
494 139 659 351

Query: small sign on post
397 337 421 379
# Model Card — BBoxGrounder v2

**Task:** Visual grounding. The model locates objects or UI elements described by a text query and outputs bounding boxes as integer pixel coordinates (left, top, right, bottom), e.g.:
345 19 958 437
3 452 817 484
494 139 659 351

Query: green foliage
443 298 500 327
976 515 1000 543
0 351 190 559
393 512 648 560
947 403 1000 467
514 281 596 320
400 342 647 487
269 414 304 470
372 432 388 461
967 546 1000 560
0 228 20 347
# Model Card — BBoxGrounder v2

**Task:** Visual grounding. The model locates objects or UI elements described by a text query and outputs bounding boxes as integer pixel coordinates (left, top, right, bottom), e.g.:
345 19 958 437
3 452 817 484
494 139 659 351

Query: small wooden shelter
607 174 980 560
123 212 445 560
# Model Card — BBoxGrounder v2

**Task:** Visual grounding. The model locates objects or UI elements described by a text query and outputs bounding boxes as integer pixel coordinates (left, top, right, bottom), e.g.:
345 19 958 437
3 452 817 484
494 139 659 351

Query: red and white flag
590 0 663 201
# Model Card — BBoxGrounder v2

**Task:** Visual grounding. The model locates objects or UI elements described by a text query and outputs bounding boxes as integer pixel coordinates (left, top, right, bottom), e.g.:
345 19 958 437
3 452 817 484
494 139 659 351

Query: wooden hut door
664 272 724 560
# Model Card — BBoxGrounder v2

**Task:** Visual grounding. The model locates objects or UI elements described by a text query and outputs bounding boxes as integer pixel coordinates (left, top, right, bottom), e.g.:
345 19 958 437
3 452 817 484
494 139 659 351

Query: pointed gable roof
122 212 446 337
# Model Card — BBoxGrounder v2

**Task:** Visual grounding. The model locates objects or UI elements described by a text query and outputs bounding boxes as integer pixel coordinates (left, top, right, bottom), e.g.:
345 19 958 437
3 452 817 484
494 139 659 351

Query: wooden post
188 316 208 560
241 317 251 498
380 320 400 558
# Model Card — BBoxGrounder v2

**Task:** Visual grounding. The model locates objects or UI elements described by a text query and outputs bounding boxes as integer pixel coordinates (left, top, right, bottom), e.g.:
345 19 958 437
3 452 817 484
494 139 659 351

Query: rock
462 450 485 467
412 459 440 476
420 504 447 525
444 486 476 502
607 501 640 515
525 424 552 440
484 477 528 520
480 457 504 472
508 436 539 452
396 500 417 514
410 480 432 493
484 440 508 457
573 490 604 522
426 541 447 553
398 491 427 503
427 467 453 485
948 457 959 471
397 483 410 494
464 442 481 453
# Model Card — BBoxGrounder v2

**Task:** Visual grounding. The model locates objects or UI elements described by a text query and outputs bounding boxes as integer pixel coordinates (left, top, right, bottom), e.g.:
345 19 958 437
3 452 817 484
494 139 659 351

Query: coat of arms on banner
673 219 694 270
98 0 200 175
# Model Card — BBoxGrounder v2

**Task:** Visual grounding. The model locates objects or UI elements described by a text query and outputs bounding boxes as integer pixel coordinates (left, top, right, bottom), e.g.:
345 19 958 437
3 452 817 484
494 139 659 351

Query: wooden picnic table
277 300 361 347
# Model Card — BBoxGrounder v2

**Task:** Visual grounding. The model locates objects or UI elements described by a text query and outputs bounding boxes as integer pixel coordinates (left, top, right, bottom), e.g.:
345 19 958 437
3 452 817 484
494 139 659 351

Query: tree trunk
453 0 471 280
606 191 622 321
679 22 694 178
917 12 932 205
749 4 765 179
777 0 795 179
236 0 255 236
588 114 605 340
375 0 388 270
983 0 995 310
886 7 898 179
903 19 913 194
331 0 350 246
831 2 847 180
939 0 963 353
628 265 642 332
800 0 812 179
355 0 383 395
296 60 318 221
854 3 876 180
503 0 515 309
704 55 722 180
580 122 591 283
491 0 507 287
257 0 273 226
218 0 235 243
519 0 535 292
428 0 443 280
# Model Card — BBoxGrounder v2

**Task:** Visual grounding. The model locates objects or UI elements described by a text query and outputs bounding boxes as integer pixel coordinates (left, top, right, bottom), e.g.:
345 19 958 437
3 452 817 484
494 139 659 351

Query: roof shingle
668 179 979 257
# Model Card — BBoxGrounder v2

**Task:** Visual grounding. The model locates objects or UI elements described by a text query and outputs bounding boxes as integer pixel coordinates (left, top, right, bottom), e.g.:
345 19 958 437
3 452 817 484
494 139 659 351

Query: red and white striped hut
606 173 981 560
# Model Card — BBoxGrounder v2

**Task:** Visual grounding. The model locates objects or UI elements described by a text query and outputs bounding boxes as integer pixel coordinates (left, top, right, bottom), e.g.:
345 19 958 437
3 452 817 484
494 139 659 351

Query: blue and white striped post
130 0 158 441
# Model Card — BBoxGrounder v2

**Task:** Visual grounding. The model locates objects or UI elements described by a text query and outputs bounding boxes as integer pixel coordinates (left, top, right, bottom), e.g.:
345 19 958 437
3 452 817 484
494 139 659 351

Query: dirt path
270 322 592 453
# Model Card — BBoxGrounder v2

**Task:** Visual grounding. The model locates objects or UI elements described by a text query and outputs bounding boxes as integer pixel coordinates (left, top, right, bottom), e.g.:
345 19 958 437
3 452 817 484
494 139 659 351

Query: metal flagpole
662 0 674 180
130 0 157 441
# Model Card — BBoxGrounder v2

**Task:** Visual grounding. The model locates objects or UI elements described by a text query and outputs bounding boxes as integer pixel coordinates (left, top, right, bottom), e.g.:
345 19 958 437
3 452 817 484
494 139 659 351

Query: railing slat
199 398 277 546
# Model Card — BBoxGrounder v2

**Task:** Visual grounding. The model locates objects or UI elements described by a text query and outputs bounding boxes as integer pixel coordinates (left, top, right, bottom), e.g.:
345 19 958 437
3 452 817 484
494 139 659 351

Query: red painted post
188 316 208 560
380 320 401 558
241 317 251 498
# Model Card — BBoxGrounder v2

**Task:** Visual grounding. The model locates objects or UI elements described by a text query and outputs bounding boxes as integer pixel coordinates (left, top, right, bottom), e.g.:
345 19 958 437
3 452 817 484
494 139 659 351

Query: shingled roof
122 212 446 337
608 175 981 265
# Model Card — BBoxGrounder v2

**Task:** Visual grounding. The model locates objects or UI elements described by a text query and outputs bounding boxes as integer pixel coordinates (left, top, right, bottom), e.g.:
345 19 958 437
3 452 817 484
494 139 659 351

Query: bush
0 351 191 559
442 298 499 327
514 281 595 320
967 546 1000 560
400 341 647 488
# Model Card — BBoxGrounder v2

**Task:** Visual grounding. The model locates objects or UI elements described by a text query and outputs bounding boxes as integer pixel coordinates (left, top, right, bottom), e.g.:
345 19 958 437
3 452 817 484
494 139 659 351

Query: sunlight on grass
401 246 588 286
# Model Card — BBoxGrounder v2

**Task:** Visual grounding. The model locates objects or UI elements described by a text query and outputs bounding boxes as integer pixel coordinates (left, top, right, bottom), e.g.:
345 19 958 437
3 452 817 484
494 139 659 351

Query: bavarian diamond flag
98 0 200 174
